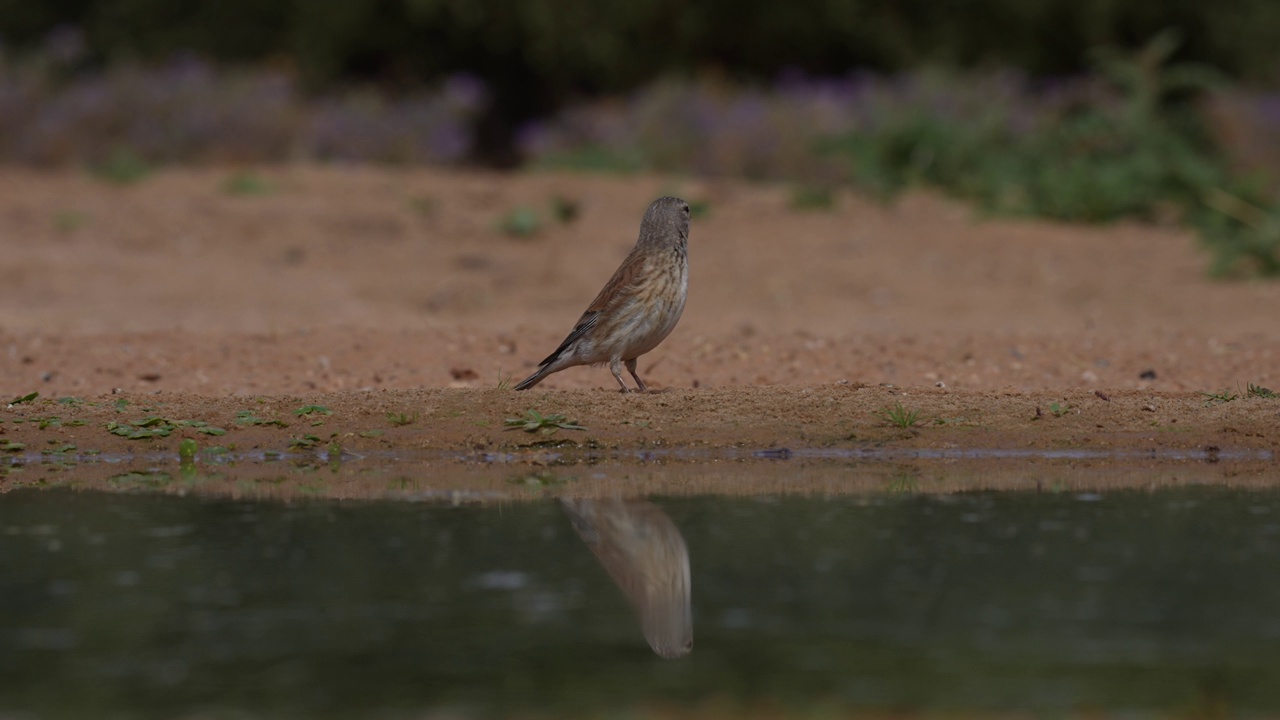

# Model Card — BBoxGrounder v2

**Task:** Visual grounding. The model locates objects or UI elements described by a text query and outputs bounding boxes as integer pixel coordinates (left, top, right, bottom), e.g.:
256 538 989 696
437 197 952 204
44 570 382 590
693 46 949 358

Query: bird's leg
610 359 634 393
625 358 648 393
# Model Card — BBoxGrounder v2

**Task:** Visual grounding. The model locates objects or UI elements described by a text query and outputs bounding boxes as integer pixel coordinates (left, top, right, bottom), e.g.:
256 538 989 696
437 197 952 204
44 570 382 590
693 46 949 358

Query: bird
514 196 690 393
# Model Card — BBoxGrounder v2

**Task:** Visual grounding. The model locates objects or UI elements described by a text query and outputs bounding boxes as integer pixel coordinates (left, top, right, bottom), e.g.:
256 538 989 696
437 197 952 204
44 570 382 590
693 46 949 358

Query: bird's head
640 196 691 245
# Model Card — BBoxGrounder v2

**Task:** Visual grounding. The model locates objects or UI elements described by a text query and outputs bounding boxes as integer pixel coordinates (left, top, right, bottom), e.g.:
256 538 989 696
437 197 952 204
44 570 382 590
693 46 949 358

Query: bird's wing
536 248 646 367
537 310 598 367
585 247 647 313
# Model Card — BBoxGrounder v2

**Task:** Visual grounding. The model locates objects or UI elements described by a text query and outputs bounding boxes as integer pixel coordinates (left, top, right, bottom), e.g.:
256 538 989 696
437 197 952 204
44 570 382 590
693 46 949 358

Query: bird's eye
681 204 690 215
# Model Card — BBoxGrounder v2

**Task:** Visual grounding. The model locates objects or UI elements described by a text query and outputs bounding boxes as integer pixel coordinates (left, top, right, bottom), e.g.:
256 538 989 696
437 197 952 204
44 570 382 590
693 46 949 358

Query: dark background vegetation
5 0 1280 84
2 0 1280 162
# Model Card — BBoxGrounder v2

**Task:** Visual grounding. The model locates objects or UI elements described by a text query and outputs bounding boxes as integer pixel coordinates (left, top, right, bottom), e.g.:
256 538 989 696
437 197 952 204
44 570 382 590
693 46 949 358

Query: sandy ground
0 166 1278 484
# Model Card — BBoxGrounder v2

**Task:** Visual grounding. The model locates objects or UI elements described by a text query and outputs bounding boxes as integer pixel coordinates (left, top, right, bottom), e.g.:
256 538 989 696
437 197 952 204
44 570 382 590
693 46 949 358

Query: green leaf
289 434 323 449
503 410 587 434
235 410 288 427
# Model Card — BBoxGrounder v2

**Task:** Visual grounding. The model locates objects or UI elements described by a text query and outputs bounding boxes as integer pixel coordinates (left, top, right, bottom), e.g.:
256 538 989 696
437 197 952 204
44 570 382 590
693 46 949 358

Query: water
5 475 1280 718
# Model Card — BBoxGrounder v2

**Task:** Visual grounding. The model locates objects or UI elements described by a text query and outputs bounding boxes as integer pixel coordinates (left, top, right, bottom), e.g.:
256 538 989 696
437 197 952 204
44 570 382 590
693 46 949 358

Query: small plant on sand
222 171 275 196
387 411 417 427
504 410 587 435
550 195 580 224
790 184 836 211
878 401 923 428
106 417 226 440
1201 389 1239 404
1048 402 1070 418
90 147 152 185
54 210 88 232
1246 383 1277 399
289 434 323 449
185 420 227 436
495 367 513 391
294 405 332 417
43 441 76 455
236 410 288 427
497 206 542 237
7 392 38 407
408 196 437 217
106 418 176 440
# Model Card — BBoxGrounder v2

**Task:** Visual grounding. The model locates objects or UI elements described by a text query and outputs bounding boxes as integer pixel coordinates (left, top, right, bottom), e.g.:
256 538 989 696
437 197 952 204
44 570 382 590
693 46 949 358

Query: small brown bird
515 196 690 392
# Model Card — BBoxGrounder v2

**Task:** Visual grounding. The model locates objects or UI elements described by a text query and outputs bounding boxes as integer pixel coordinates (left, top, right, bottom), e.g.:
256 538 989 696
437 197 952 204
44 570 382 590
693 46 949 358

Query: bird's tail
513 365 553 391
514 326 580 390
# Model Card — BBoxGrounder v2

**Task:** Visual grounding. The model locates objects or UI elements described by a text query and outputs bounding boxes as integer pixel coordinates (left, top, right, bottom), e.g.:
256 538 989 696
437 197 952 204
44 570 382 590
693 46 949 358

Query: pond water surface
4 467 1280 718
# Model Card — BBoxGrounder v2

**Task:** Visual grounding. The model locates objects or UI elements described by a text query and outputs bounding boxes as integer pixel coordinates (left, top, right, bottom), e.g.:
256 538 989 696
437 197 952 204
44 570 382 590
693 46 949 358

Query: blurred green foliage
88 146 151 185
221 171 275 196
1195 183 1280 277
496 206 542 238
790 185 837 211
824 32 1216 216
818 33 1279 275
834 104 1279 275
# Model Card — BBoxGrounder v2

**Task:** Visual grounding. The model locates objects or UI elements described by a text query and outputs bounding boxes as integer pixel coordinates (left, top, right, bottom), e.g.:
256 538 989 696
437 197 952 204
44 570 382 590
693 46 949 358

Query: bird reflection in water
560 497 693 659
